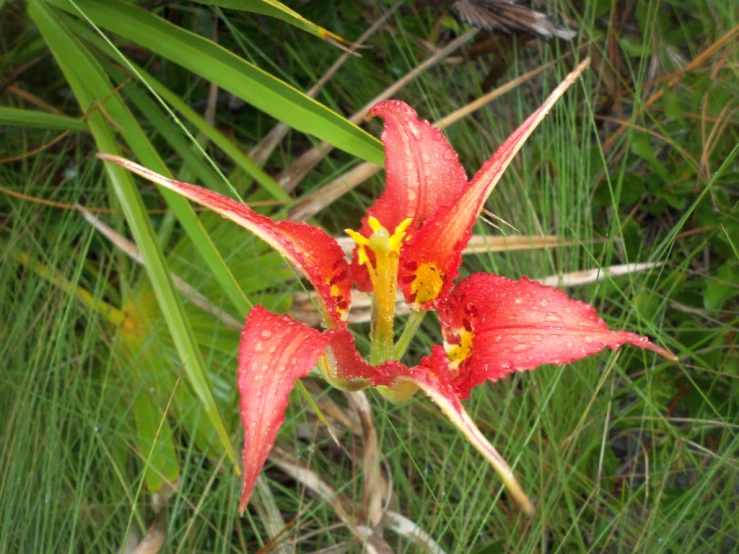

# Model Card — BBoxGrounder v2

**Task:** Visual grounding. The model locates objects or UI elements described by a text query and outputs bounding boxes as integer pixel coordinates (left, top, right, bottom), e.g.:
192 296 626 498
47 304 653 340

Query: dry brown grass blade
287 59 562 222
536 262 662 287
344 391 384 528
383 511 447 554
249 1 403 167
277 28 479 192
268 448 394 554
6 83 66 115
77 205 243 330
129 510 167 554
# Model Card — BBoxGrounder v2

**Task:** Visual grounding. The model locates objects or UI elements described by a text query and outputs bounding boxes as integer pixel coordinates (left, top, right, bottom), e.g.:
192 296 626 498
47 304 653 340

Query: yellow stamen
345 218 412 364
411 262 445 305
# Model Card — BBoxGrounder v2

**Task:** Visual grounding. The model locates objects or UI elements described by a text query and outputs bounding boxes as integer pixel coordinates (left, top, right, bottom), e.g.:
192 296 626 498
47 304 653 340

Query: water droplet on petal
512 344 532 353
545 312 563 322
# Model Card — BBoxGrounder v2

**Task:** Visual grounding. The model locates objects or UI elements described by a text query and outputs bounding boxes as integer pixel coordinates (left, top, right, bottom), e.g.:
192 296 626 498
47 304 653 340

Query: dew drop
545 312 563 322
421 152 430 163
443 150 455 160
512 344 532 353
260 330 272 339
254 342 264 352
539 299 549 307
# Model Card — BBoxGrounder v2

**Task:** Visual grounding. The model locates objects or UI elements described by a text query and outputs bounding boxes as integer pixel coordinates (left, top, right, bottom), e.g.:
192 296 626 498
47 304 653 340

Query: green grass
1 0 737 552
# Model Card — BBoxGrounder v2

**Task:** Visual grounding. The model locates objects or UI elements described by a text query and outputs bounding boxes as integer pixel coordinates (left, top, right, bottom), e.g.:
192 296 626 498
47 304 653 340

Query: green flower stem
393 310 427 361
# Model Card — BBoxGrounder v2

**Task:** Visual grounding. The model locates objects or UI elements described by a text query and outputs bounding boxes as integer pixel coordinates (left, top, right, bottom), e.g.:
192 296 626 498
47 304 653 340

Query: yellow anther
345 228 369 246
411 262 445 305
444 328 474 370
368 216 383 234
388 218 413 252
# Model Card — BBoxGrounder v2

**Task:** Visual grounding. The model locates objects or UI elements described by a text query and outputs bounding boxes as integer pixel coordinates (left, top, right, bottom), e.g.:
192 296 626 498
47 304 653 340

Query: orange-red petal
352 101 468 290
398 60 590 309
433 273 675 398
237 306 407 511
98 154 351 328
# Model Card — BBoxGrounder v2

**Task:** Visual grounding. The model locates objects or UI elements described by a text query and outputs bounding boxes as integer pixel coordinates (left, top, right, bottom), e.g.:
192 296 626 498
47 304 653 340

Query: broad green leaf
194 0 350 45
0 106 88 131
30 0 238 468
56 12 288 201
46 0 385 166
35 3 251 319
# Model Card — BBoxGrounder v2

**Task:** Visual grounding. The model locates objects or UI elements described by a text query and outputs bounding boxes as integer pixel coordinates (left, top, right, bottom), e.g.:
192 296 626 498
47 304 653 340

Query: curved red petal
398 61 589 309
436 273 675 398
366 100 467 231
237 306 408 511
98 154 351 328
352 101 468 291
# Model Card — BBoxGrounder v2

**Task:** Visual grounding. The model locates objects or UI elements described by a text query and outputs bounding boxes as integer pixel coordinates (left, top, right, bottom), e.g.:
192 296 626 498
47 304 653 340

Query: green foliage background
1 0 736 552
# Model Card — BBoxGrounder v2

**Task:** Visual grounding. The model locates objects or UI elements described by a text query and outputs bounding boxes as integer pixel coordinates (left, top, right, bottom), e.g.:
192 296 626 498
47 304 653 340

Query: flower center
444 327 474 370
346 216 412 364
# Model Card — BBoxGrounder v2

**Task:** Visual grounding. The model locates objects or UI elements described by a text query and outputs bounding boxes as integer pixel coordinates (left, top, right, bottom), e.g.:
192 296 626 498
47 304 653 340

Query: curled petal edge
98 154 352 328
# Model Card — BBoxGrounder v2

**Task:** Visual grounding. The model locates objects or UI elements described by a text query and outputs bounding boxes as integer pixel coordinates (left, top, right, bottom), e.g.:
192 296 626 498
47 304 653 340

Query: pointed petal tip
405 373 535 515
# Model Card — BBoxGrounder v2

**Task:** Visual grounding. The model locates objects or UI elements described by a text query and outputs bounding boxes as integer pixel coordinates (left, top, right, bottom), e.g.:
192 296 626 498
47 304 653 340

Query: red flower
99 59 674 516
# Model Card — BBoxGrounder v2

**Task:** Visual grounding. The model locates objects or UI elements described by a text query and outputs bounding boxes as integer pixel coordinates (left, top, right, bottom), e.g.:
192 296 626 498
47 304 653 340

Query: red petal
366 100 467 231
436 273 676 398
237 306 407 511
98 154 351 328
398 61 589 309
352 101 468 290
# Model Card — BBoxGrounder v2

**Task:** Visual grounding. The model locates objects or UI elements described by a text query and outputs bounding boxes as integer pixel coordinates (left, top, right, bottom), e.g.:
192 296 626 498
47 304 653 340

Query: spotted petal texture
433 273 675 398
237 306 407 511
98 154 351 328
398 60 590 310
